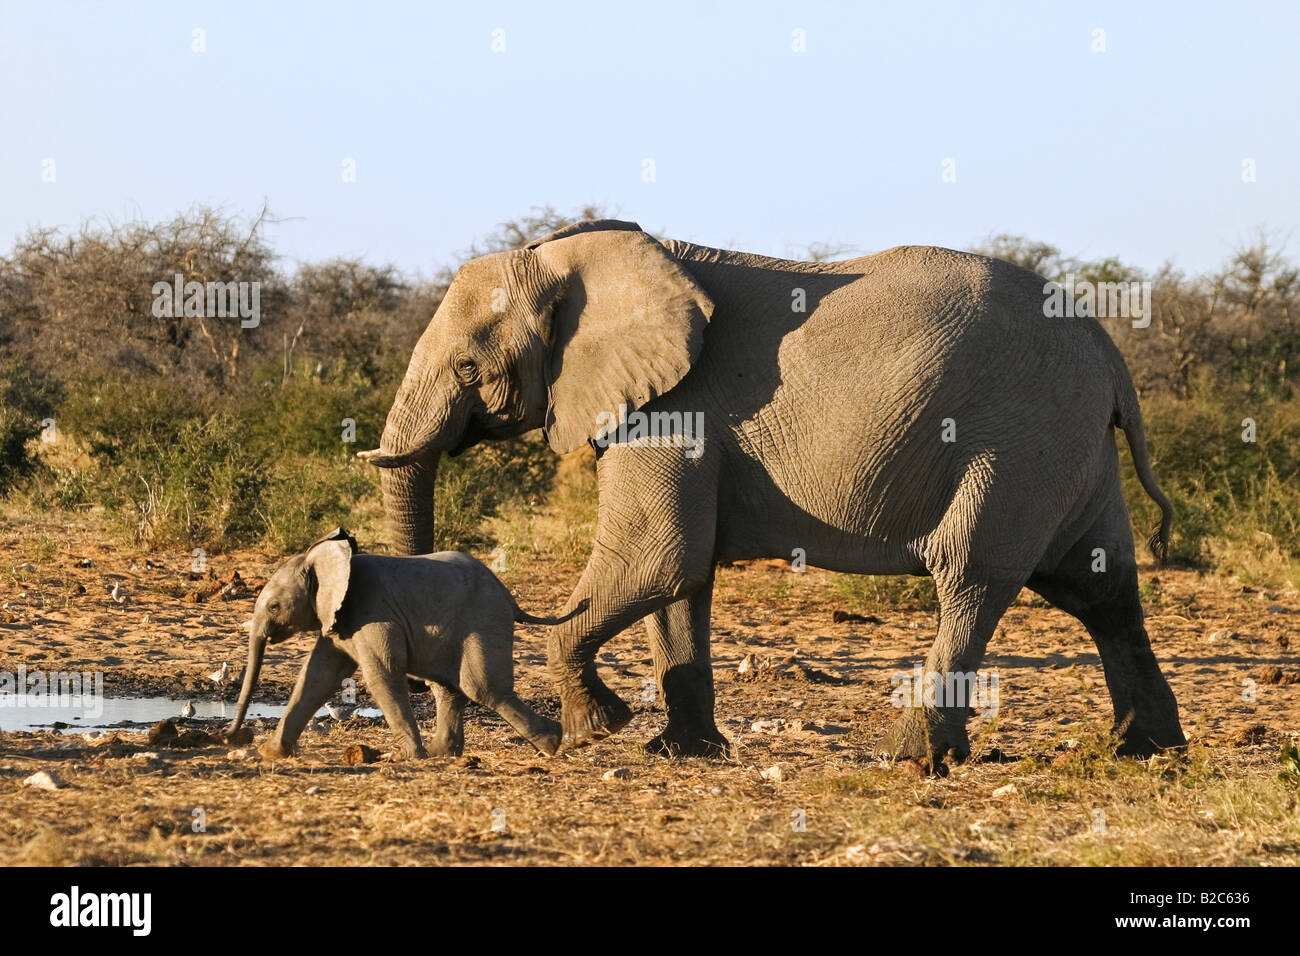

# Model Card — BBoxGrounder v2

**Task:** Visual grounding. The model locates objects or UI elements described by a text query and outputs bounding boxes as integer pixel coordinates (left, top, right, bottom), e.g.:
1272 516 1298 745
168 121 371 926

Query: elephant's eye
269 602 280 613
453 356 480 385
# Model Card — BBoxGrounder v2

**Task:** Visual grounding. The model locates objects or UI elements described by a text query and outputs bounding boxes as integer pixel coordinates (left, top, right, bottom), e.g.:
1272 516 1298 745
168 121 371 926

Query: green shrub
1124 389 1300 585
433 434 556 551
0 360 58 493
260 453 378 552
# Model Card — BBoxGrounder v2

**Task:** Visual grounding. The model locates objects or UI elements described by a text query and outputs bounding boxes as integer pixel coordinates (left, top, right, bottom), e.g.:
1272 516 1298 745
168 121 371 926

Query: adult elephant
360 219 1185 768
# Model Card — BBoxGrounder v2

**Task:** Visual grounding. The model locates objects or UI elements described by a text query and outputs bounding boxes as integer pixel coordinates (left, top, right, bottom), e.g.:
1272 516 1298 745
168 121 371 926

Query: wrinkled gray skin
227 528 569 760
361 219 1186 770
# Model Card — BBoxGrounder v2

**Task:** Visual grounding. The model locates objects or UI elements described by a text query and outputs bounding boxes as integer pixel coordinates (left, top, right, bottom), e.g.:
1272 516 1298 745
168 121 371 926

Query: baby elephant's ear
309 538 353 635
313 526 358 553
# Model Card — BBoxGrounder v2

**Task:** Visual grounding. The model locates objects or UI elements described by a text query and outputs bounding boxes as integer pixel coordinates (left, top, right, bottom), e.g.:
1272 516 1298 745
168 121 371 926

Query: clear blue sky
3 1 1296 277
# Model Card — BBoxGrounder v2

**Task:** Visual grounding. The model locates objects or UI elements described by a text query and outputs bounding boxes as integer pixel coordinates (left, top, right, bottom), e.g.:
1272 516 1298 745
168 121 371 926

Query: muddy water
0 696 382 732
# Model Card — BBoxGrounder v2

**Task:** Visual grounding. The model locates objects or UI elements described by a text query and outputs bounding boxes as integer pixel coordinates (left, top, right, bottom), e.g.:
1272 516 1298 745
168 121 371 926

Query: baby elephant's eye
453 356 479 385
269 602 280 613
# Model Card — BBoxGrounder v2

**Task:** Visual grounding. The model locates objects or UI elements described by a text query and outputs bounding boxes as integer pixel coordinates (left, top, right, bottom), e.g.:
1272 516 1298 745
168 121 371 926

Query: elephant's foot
887 708 970 773
428 735 465 758
558 671 632 750
399 739 429 759
529 719 562 757
258 739 295 761
643 723 730 759
1114 708 1187 758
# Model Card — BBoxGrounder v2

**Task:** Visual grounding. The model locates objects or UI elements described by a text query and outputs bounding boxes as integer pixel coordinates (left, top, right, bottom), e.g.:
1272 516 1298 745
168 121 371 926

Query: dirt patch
2 514 1299 865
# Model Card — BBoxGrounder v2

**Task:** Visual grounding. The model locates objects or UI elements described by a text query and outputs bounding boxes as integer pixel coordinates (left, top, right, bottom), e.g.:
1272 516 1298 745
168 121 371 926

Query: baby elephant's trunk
513 598 588 627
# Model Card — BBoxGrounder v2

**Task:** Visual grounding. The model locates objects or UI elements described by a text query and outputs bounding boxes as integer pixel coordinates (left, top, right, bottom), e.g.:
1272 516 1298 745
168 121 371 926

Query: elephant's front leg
261 637 357 760
643 570 728 757
355 629 427 759
548 444 719 750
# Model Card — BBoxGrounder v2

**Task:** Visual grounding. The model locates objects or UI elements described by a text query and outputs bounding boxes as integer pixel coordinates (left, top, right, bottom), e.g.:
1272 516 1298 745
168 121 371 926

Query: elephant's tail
513 598 589 627
1114 374 1174 564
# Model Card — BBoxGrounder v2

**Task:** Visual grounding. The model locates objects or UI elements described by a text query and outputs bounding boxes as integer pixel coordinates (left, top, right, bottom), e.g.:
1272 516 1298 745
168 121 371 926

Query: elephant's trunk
379 448 439 556
227 630 267 738
362 364 452 554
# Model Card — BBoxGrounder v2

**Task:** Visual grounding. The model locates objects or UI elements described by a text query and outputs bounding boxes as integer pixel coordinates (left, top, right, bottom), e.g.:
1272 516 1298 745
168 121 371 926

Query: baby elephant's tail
513 598 588 627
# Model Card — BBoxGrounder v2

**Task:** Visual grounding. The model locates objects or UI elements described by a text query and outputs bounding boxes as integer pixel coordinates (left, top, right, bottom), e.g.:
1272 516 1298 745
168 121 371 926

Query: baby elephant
227 528 574 760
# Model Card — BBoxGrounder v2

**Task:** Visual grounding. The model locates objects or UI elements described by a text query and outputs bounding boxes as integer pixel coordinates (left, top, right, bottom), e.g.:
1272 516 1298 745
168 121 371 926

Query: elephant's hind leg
1027 494 1185 757
887 576 1023 770
889 453 1050 770
428 683 468 757
460 668 561 757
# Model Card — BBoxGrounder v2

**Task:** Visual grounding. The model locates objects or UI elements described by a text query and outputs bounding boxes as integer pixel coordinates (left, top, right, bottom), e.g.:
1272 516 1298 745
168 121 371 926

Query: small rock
456 755 481 769
1208 629 1239 643
305 786 323 795
140 613 151 625
134 751 161 762
602 767 632 781
147 719 179 746
78 557 94 567
343 743 382 765
736 654 755 677
1258 666 1285 685
17 563 36 573
227 749 250 759
992 783 1018 798
1266 604 1290 614
750 718 784 734
23 770 63 790
760 764 785 782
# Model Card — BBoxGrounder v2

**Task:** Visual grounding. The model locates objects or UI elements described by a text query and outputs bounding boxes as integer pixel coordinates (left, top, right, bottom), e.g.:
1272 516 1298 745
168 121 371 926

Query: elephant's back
355 552 505 607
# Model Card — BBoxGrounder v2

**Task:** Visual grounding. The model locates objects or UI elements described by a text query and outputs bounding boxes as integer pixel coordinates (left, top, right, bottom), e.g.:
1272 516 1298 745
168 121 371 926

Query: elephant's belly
713 485 930 575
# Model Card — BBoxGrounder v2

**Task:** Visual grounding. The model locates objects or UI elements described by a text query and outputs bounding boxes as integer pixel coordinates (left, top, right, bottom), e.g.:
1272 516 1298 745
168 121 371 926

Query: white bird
208 661 229 686
325 702 357 721
180 701 195 719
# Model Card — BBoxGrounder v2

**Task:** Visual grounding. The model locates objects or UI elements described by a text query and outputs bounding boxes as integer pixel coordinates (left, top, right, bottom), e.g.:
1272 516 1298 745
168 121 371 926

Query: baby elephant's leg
263 637 356 760
428 683 468 757
355 627 427 759
462 631 561 757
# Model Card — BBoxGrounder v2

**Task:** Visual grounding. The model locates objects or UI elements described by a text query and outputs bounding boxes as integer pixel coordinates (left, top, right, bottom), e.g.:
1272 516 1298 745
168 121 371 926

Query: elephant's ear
308 538 353 636
311 526 358 554
529 225 714 455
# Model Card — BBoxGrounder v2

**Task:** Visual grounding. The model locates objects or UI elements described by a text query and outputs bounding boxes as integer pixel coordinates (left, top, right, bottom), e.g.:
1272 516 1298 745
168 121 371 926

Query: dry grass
2 503 1299 866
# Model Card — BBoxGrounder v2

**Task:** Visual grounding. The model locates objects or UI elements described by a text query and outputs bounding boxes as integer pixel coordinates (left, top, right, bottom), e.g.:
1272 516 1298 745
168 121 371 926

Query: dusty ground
2 513 1298 866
